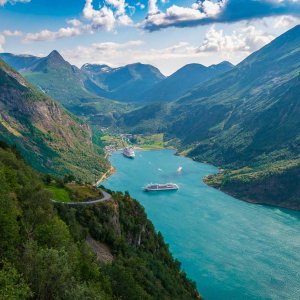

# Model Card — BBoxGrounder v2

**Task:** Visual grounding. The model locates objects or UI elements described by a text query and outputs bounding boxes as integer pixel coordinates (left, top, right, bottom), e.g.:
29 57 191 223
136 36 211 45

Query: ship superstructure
144 183 179 192
123 147 135 158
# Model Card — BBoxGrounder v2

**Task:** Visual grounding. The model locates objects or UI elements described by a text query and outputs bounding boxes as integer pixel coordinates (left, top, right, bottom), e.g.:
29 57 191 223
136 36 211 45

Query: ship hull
144 187 178 192
123 153 135 159
144 184 179 192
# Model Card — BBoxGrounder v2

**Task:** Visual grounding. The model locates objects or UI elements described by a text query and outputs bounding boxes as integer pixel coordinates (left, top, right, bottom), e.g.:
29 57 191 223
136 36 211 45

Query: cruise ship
144 183 179 192
123 147 135 158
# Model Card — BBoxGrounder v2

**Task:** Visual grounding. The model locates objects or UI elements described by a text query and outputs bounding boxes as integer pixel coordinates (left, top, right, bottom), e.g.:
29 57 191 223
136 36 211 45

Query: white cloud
106 0 126 16
198 25 274 54
83 0 133 31
118 14 133 26
83 1 116 31
2 30 23 36
274 15 300 28
143 0 300 31
23 0 134 43
143 0 226 30
0 0 31 6
61 39 203 74
66 19 82 27
0 34 5 52
148 0 159 15
0 30 23 51
23 26 87 42
136 2 145 9
192 0 227 17
92 40 144 51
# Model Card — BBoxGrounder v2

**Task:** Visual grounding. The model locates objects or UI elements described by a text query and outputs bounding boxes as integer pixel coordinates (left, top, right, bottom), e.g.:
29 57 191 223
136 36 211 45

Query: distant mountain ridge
0 51 234 105
81 62 166 102
140 61 234 102
0 52 41 71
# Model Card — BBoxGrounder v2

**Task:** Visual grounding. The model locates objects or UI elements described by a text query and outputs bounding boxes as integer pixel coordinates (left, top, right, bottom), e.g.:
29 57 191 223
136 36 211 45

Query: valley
1 19 300 300
2 26 300 209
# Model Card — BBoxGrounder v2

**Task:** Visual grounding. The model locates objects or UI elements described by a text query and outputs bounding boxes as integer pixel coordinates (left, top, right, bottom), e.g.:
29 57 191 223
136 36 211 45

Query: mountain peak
30 50 68 72
217 61 234 67
47 50 65 63
181 63 206 71
209 61 234 72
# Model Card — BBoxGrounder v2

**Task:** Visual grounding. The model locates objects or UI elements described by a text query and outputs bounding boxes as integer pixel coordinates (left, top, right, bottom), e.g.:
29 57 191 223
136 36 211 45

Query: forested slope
0 142 199 299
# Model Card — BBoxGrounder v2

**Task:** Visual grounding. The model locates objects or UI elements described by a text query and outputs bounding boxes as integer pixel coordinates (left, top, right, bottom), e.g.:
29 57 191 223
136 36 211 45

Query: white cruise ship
123 147 135 159
144 183 179 192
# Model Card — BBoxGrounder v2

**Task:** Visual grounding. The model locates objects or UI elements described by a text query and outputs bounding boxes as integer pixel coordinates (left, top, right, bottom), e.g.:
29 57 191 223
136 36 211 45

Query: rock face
86 236 114 263
0 58 108 181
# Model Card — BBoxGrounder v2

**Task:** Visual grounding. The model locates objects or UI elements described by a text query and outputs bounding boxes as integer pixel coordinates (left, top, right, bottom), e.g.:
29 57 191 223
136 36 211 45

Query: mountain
0 51 129 118
117 25 300 209
2 51 234 106
21 50 101 107
0 57 109 181
173 25 300 155
0 52 41 71
140 61 234 102
81 62 166 102
0 143 199 299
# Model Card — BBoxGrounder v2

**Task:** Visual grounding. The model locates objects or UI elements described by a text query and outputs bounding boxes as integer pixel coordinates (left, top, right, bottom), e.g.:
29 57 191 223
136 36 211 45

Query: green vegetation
45 175 103 203
100 132 167 150
0 141 200 299
131 133 165 149
204 159 300 210
116 25 300 210
65 183 102 202
100 134 126 149
45 185 71 203
0 57 110 182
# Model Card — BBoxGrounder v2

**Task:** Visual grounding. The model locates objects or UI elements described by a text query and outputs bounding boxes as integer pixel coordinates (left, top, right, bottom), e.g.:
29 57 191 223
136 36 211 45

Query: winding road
52 189 112 206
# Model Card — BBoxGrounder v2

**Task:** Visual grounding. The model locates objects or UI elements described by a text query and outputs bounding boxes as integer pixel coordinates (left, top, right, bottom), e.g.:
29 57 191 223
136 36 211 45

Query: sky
0 0 300 75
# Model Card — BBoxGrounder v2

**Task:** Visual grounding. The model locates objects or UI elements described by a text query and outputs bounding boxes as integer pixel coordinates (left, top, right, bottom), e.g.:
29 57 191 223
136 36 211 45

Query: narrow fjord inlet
104 150 300 300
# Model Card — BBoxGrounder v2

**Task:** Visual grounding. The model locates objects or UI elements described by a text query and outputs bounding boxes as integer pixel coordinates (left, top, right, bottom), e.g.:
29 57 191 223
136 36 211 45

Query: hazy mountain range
0 51 233 104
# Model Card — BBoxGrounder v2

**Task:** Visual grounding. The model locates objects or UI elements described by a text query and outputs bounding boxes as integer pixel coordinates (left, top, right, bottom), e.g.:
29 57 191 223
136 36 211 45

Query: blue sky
0 0 299 75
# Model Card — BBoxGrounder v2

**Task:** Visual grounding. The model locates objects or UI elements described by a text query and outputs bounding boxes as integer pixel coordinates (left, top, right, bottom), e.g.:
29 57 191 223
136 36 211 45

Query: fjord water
104 150 300 299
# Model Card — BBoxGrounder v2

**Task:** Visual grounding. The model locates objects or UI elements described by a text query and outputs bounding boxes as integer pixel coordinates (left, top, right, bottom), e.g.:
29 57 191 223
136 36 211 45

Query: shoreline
95 165 115 186
206 183 300 212
104 147 300 213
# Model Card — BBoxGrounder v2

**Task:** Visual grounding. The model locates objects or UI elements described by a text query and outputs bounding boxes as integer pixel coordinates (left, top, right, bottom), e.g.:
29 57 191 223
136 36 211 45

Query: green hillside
0 58 109 182
117 25 300 209
0 142 200 299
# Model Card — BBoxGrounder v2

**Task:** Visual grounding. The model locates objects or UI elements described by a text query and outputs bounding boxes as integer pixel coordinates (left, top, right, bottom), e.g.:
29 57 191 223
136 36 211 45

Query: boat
144 183 179 192
177 166 183 173
123 147 135 158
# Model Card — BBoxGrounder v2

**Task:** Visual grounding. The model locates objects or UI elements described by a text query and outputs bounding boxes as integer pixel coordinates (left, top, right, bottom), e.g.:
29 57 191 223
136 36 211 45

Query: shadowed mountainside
0 58 109 181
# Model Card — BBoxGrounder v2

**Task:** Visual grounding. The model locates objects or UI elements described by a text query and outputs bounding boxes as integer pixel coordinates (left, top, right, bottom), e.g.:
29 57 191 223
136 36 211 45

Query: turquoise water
103 150 300 299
